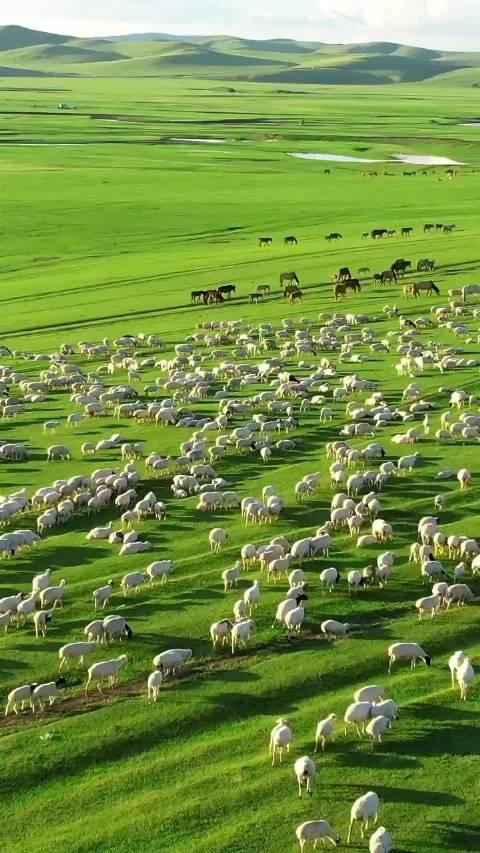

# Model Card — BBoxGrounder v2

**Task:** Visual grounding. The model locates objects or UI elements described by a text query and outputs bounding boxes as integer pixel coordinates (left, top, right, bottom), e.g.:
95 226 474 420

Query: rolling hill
0 24 478 84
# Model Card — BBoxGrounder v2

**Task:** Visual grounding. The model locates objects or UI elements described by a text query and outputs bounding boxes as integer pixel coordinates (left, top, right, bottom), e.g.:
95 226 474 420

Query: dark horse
218 284 236 299
191 290 205 304
371 228 388 239
280 271 299 288
203 290 224 305
326 232 342 241
284 235 298 245
259 236 272 246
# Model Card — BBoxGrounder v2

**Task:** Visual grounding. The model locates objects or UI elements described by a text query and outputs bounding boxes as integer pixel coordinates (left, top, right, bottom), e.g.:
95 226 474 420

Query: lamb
233 599 247 621
32 568 52 597
295 820 341 850
448 650 466 687
369 826 393 853
210 619 233 649
147 669 164 702
344 701 372 738
321 619 350 640
85 655 128 693
269 718 292 765
366 715 390 749
31 677 67 713
209 527 228 552
244 580 261 614
146 560 173 585
39 580 66 610
354 685 384 704
348 791 380 842
457 468 471 489
457 657 475 700
59 641 98 670
231 618 255 654
92 580 114 610
415 593 441 621
314 713 337 752
152 648 192 677
294 755 316 798
388 642 431 673
33 609 53 638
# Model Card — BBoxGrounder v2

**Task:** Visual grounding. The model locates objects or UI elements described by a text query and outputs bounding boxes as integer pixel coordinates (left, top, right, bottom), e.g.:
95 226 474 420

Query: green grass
0 75 480 853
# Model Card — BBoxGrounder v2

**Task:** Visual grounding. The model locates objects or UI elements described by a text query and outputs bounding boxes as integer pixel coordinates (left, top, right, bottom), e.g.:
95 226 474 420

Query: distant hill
0 24 478 85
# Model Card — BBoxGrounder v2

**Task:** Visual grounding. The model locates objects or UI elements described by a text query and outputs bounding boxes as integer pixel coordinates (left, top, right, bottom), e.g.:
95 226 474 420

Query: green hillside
0 24 478 85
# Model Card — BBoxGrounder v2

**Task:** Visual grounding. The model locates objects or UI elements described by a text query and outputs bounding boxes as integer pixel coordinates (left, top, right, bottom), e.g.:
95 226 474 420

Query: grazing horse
337 267 351 282
203 289 224 305
288 289 303 303
218 284 236 299
259 236 272 246
443 224 456 234
424 223 435 233
401 227 413 236
249 292 262 303
191 290 205 304
326 232 342 241
415 281 440 295
371 228 388 239
373 273 383 285
391 259 411 278
256 284 270 294
435 223 444 231
417 258 435 272
344 278 361 293
404 284 418 299
284 283 300 300
358 267 370 274
280 271 299 288
362 232 369 239
381 270 396 284
284 235 298 245
387 230 396 237
403 170 416 176
324 169 331 174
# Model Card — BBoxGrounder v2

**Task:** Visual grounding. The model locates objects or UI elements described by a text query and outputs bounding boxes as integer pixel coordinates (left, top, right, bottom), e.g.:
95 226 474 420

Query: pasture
1 76 480 853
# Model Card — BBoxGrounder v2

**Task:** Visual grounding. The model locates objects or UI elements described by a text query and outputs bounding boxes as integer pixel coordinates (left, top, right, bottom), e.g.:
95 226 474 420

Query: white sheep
31 677 67 713
210 619 233 649
92 580 114 610
415 593 441 621
152 648 192 677
321 619 350 640
319 567 340 592
285 606 305 636
294 755 316 798
366 715 390 749
5 684 35 715
146 560 173 585
457 468 471 489
295 820 341 850
121 571 147 595
448 650 466 687
233 598 247 621
369 826 393 853
371 699 399 724
344 701 372 738
85 655 128 693
231 618 255 654
314 713 337 752
354 685 384 704
388 642 431 674
348 791 380 842
119 540 151 555
32 568 52 598
446 583 476 607
33 609 53 638
243 580 261 614
39 580 66 609
59 641 98 670
269 718 292 765
147 670 164 702
209 527 228 552
457 658 475 700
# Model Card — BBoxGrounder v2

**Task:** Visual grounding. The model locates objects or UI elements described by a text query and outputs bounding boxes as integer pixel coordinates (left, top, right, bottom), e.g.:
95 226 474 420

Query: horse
391 259 411 278
284 284 300 301
443 224 456 234
414 281 440 296
387 230 396 237
358 267 370 275
337 267 351 282
288 289 303 303
381 270 396 284
403 284 419 299
373 273 383 285
326 232 342 241
424 223 435 233
344 278 361 293
259 236 272 246
191 290 205 304
249 293 262 303
371 228 388 239
218 284 236 299
362 232 369 239
324 169 331 175
280 271 299 288
284 235 298 245
203 289 224 305
401 227 414 236
417 258 435 272
256 284 270 294
435 224 444 231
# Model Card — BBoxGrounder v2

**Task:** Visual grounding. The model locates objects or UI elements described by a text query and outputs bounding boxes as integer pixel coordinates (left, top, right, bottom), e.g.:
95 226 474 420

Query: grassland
0 72 480 853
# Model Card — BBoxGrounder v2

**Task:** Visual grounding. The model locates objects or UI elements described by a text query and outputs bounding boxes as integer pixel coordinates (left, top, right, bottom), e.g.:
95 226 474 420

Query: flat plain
1 65 480 853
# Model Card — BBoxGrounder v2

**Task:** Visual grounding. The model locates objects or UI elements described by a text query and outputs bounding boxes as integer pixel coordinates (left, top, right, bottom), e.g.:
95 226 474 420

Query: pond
288 151 466 166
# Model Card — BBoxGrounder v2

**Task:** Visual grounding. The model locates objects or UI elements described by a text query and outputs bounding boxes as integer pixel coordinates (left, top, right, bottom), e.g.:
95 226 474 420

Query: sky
2 0 479 51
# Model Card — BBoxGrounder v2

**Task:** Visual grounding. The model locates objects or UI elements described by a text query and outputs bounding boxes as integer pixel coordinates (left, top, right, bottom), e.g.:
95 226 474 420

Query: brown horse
288 289 303 303
191 290 205 303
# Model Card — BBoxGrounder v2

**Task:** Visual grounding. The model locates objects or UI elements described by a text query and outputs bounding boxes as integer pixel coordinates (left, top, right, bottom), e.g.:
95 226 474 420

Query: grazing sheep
31 677 67 713
344 701 372 738
269 718 292 765
320 567 340 592
244 580 261 614
321 619 350 640
371 699 399 724
369 826 393 853
366 715 390 749
5 684 35 716
457 658 475 700
92 580 114 610
121 571 147 596
209 527 228 553
446 583 476 607
47 444 72 461
231 618 255 654
285 606 305 637
59 641 98 670
33 609 53 638
103 615 133 643
294 755 316 798
152 648 192 677
314 714 337 752
354 685 384 704
210 619 233 649
85 655 128 694
388 642 431 674
415 593 441 621
146 560 173 585
295 820 341 850
147 669 164 702
348 791 380 842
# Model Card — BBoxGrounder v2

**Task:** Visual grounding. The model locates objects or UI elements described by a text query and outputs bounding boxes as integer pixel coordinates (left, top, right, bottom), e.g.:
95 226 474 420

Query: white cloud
2 0 479 49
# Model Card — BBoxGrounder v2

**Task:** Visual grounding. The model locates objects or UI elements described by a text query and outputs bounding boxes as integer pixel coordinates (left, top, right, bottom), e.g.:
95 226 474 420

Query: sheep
354 685 384 704
371 699 399 724
289 568 306 588
231 618 255 654
344 701 372 738
47 444 72 461
446 583 476 607
85 655 128 694
314 713 337 752
321 619 350 640
457 468 471 489
209 527 228 553
121 571 147 596
92 580 114 610
0 611 12 633
86 524 113 540
457 658 475 700
415 593 441 621
84 619 105 643
147 669 164 702
0 592 23 613
241 543 257 569
39 580 66 609
59 641 98 670
32 568 52 598
5 684 36 715
369 826 393 853
33 609 53 638
295 821 341 850
347 570 365 594
152 648 192 677
244 580 260 614
16 595 36 626
119 540 151 555
31 677 67 713
320 567 340 592
146 560 173 585
366 715 390 749
269 718 292 765
272 594 307 628
448 650 466 687
294 756 316 798
348 791 380 842
387 642 431 674
285 606 305 637
210 619 233 649
103 615 133 643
